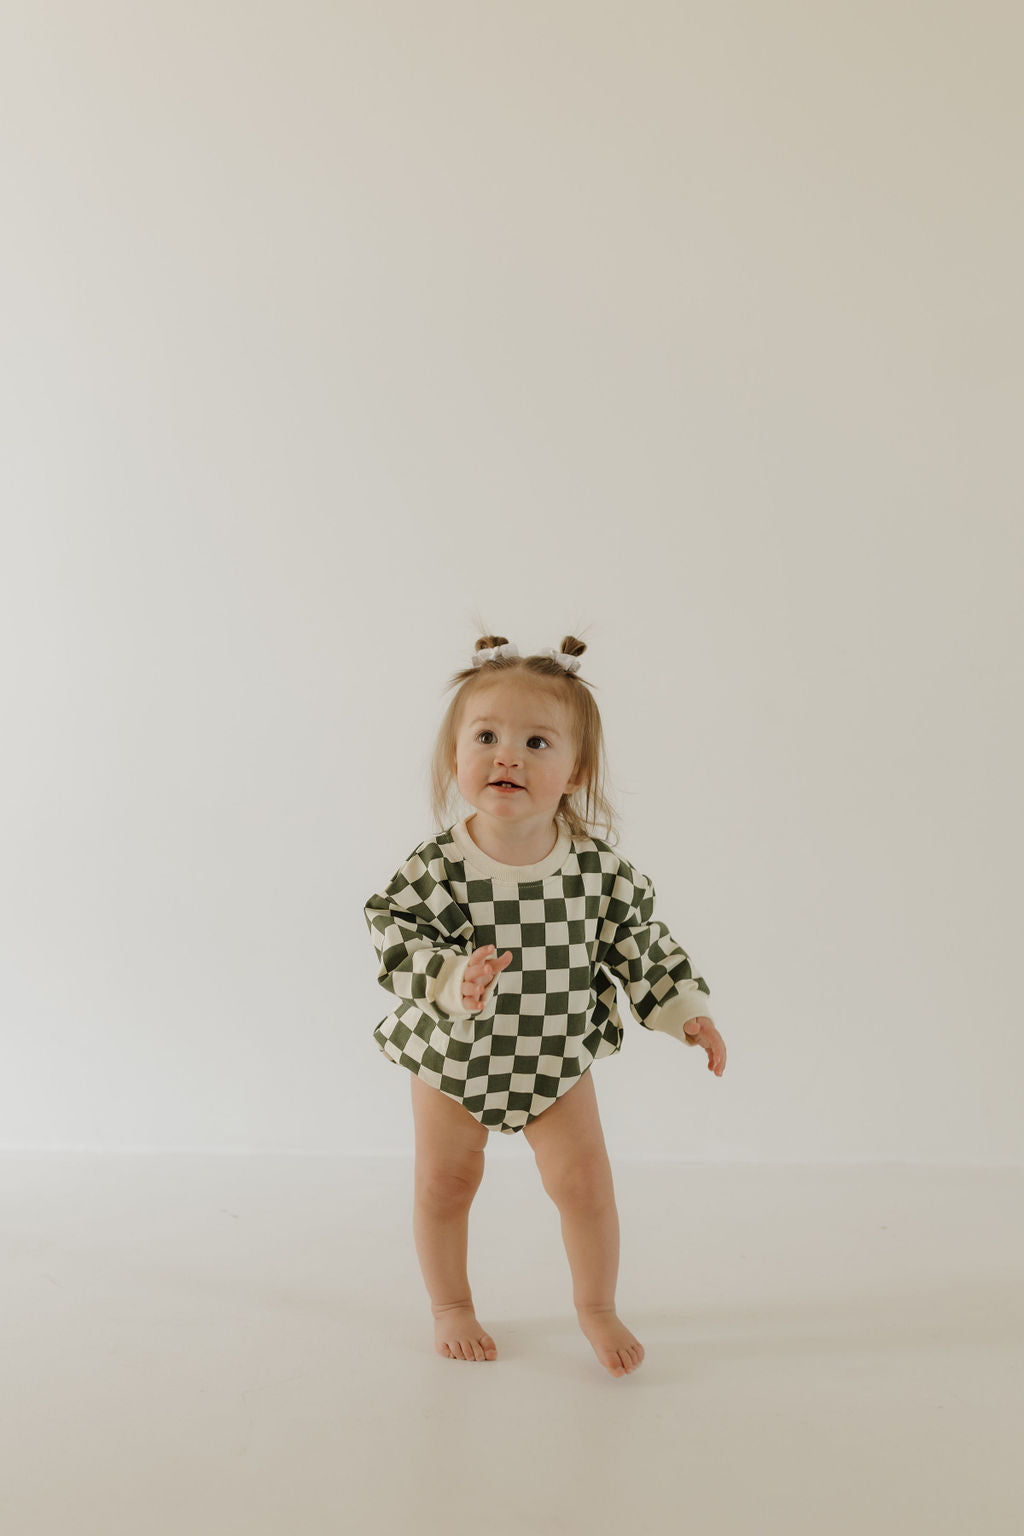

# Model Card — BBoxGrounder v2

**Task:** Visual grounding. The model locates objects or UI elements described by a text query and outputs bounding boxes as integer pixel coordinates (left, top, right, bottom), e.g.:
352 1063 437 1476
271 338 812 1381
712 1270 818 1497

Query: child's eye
475 731 550 749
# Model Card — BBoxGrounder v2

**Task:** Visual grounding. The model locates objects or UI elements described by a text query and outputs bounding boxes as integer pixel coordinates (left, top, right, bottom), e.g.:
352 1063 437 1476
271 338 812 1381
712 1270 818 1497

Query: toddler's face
453 681 581 826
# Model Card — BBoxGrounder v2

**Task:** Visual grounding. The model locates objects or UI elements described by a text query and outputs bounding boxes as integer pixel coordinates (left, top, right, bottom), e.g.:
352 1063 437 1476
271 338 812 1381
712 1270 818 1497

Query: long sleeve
364 852 498 1022
598 863 713 1046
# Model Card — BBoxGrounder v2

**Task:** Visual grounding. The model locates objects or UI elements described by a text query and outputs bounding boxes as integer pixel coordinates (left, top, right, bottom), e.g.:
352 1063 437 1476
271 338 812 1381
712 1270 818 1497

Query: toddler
364 632 726 1378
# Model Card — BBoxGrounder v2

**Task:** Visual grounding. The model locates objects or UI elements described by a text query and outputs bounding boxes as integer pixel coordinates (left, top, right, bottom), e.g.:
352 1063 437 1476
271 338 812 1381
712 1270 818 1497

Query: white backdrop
2 1 1020 1163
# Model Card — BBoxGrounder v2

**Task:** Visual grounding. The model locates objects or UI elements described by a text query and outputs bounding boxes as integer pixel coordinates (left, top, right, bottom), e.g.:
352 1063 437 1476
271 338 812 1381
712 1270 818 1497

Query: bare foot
433 1304 498 1362
577 1306 645 1377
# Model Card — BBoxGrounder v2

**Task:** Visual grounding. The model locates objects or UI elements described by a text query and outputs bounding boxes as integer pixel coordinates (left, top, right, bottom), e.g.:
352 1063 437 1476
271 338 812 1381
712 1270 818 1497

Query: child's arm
600 861 724 1069
364 873 508 1021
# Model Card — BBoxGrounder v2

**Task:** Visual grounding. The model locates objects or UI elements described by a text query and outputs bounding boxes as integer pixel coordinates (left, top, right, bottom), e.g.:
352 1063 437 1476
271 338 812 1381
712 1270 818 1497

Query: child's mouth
490 783 523 793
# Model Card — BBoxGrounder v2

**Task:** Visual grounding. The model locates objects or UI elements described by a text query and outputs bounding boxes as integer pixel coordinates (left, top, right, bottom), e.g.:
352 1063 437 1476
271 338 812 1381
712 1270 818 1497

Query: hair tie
471 641 521 667
542 647 582 674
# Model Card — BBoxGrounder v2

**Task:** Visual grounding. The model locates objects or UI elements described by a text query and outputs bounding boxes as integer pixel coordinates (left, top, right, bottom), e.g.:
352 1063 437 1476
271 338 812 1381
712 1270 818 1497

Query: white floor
2 1154 1022 1536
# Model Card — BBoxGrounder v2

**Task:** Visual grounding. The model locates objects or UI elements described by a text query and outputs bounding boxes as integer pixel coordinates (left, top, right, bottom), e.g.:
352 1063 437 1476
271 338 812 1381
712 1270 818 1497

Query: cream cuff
647 987 715 1046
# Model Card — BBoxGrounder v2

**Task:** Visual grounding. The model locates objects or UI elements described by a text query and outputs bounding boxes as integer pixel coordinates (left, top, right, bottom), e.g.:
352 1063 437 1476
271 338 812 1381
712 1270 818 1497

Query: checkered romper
364 816 713 1135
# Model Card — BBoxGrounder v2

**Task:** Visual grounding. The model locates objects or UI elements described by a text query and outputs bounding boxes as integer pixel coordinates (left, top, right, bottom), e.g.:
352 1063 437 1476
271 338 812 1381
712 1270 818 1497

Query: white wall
2 1 1020 1162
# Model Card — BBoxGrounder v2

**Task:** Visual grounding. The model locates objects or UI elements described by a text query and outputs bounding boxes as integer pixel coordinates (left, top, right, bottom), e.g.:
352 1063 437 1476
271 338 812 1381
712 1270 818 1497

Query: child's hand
462 944 513 1012
683 1016 727 1076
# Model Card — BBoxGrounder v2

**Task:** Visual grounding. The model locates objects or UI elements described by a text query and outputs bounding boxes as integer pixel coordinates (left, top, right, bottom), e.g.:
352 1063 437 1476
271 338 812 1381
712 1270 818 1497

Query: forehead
464 681 569 731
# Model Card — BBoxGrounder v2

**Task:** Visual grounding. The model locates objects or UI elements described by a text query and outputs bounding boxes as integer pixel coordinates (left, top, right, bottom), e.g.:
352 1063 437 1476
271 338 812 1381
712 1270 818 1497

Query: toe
468 1338 485 1361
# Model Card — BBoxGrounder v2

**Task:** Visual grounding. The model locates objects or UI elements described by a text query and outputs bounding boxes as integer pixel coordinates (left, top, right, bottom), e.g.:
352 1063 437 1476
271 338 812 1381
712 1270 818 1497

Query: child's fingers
466 945 495 977
462 949 512 1009
464 946 493 978
468 946 512 978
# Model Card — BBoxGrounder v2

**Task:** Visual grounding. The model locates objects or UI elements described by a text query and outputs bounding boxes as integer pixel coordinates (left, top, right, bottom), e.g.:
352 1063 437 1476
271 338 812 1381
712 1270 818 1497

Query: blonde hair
428 629 620 845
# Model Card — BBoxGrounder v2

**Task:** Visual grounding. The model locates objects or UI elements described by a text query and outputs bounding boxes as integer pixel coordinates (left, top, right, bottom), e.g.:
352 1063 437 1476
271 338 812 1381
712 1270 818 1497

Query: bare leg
524 1071 645 1378
557 1178 621 1312
409 1073 497 1361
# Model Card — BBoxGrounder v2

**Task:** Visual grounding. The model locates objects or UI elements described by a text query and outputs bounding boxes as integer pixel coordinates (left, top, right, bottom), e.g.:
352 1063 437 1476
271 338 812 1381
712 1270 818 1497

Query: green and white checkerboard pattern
364 825 711 1135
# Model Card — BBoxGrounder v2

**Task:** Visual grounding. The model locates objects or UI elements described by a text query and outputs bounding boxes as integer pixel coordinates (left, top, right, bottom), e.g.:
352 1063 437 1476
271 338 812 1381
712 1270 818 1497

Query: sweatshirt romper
364 815 714 1135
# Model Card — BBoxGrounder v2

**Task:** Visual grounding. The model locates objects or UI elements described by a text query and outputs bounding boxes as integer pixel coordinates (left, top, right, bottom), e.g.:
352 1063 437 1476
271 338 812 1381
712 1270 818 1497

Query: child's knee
541 1154 613 1211
415 1159 485 1212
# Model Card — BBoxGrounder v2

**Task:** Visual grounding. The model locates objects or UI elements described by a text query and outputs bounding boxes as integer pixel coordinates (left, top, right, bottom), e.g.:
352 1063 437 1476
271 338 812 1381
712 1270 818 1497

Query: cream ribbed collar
449 815 572 882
